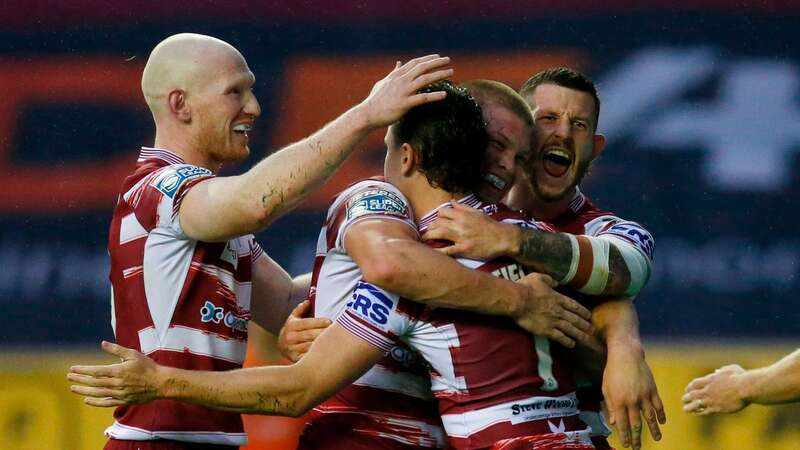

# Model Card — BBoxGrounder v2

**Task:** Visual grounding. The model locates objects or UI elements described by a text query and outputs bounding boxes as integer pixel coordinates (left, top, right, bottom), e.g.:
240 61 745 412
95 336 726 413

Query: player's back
300 178 446 450
339 196 595 450
419 198 593 449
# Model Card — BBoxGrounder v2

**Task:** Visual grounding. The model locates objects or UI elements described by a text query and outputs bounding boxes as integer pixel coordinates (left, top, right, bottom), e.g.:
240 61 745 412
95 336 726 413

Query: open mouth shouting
541 147 572 178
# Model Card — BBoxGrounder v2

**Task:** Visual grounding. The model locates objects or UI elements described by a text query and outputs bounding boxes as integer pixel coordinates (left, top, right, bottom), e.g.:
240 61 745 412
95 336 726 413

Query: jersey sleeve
335 280 410 354
585 216 655 262
128 164 214 239
333 181 418 251
249 237 265 262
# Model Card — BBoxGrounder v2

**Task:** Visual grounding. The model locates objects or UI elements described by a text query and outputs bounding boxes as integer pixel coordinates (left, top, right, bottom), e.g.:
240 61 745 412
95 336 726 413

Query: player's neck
525 187 576 221
408 184 467 222
153 132 222 172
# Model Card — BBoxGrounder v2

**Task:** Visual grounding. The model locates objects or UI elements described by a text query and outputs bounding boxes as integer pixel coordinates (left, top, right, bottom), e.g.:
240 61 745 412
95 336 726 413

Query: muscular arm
179 56 454 242
344 218 593 347
423 204 645 297
69 326 384 417
684 349 800 415
514 228 631 295
346 219 527 317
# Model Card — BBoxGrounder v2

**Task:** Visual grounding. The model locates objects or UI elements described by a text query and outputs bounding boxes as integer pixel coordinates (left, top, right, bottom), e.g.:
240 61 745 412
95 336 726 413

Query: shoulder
147 164 214 199
486 202 550 231
331 178 412 223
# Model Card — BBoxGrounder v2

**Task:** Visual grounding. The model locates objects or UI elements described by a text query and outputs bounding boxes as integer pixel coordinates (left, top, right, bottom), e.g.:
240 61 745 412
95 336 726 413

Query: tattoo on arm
517 229 632 295
517 229 574 280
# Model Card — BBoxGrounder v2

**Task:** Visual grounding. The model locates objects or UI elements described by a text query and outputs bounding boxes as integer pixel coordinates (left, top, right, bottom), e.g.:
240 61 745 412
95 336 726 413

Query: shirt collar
418 193 480 231
137 147 185 166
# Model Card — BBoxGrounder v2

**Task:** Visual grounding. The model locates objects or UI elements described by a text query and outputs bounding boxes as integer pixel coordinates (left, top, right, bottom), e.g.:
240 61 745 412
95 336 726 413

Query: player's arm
248 253 319 335
589 298 665 450
69 325 384 416
423 202 652 297
247 256 328 362
179 55 454 242
683 349 800 415
344 218 594 348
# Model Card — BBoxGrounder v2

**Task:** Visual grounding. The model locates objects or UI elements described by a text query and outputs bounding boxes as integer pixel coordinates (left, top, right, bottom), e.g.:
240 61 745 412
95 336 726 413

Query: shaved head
142 33 246 117
141 33 260 168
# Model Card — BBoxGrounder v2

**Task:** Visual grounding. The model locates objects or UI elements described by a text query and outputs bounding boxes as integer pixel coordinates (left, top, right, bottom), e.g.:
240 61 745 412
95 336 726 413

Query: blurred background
1 1 799 449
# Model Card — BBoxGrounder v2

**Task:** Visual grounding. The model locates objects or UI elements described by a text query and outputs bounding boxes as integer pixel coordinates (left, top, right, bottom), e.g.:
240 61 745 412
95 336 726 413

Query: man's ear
168 90 191 123
592 133 606 158
399 142 417 177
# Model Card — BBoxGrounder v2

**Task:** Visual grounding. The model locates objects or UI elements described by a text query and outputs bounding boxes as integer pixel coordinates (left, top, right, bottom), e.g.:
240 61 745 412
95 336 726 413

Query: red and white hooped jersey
546 188 655 448
336 195 594 450
106 147 261 446
304 178 447 449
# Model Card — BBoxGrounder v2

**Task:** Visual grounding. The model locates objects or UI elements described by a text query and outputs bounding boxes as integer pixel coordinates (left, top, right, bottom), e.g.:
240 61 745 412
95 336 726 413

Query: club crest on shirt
346 188 408 220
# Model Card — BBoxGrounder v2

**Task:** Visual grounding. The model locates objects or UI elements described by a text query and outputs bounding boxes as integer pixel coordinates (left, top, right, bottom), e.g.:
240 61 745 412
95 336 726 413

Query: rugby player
70 81 599 449
294 79 590 450
424 68 665 450
96 31 459 449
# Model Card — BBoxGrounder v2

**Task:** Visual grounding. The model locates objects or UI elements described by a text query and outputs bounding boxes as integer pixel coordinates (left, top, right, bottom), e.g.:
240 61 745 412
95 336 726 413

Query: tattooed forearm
516 229 574 280
517 229 633 296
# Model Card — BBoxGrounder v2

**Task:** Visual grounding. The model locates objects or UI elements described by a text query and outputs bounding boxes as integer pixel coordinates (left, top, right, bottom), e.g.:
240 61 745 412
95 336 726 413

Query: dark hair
461 79 533 126
392 80 487 194
519 67 600 126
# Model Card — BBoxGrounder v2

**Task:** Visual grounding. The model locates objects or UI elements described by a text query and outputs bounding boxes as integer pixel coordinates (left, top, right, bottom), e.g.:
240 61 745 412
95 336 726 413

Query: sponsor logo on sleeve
154 165 212 198
605 223 655 260
346 280 397 330
346 188 409 221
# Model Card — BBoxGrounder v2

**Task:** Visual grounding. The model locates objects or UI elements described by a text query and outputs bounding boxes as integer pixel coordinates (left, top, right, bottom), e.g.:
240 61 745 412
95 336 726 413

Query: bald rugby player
93 32 456 450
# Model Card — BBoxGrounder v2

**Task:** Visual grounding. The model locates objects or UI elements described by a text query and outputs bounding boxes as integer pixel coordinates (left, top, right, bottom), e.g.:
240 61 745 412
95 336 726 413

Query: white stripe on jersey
138 325 247 364
352 362 435 401
120 212 148 244
189 261 253 311
105 420 247 446
406 322 468 395
440 392 580 438
143 227 197 341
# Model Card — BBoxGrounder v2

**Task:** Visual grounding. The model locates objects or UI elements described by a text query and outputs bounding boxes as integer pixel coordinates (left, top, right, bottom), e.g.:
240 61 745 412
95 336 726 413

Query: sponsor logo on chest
200 300 248 332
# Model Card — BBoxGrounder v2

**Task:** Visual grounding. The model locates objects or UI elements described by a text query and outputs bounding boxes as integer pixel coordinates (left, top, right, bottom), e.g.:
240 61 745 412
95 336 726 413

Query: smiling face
189 48 261 166
523 83 604 202
475 101 531 204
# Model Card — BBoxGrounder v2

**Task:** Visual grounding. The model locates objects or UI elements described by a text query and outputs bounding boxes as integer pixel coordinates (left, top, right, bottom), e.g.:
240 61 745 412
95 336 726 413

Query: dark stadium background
1 1 798 449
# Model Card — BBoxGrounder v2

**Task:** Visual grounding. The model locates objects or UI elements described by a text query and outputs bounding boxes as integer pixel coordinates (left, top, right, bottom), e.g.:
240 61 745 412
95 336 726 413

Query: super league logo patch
346 188 408 220
154 165 212 198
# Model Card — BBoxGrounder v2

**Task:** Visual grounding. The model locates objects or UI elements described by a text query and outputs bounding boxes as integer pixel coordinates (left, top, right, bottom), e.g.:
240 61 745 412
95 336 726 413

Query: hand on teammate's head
359 55 454 128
